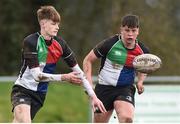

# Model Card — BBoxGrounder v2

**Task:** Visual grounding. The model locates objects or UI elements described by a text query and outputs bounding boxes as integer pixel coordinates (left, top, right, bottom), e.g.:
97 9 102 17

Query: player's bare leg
93 109 113 123
114 100 134 123
13 104 31 123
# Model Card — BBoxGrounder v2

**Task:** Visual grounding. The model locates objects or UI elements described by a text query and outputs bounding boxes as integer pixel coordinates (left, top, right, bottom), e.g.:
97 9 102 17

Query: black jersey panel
93 34 119 58
138 41 150 53
23 33 39 68
23 33 38 57
93 34 119 72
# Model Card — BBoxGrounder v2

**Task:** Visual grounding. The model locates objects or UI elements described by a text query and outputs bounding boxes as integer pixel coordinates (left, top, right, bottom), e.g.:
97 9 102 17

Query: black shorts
94 84 136 113
11 85 46 120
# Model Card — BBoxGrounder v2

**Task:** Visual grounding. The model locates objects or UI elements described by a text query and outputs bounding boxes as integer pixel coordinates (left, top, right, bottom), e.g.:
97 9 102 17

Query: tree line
0 0 180 75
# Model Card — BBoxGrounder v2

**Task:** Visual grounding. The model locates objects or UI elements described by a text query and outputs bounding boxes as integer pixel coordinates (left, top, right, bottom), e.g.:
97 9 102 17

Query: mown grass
0 82 90 123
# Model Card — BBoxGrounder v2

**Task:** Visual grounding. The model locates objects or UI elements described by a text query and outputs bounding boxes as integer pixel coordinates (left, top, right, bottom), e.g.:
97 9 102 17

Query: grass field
0 82 90 123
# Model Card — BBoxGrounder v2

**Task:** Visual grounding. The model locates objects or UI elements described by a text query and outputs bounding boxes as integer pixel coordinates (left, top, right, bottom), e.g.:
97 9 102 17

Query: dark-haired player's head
121 14 139 28
120 14 140 47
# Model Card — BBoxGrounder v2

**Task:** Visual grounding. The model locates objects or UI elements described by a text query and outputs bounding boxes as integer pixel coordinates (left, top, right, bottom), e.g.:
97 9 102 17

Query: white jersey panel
15 64 45 91
98 58 123 86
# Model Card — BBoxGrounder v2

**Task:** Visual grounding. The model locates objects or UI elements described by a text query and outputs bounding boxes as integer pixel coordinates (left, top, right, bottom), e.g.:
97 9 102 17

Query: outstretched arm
71 63 106 113
69 50 106 113
29 67 81 85
82 50 106 113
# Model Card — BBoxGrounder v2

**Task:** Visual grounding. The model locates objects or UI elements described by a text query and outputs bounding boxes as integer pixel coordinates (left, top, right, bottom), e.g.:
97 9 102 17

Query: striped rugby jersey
15 32 77 93
93 34 149 86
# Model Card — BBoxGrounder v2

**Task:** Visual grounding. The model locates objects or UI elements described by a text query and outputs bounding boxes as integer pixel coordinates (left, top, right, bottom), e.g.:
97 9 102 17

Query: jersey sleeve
56 37 77 67
93 35 119 58
23 36 39 68
138 41 150 54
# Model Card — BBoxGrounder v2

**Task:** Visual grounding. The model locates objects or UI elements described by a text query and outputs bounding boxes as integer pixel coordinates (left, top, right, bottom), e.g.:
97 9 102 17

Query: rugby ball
133 54 162 73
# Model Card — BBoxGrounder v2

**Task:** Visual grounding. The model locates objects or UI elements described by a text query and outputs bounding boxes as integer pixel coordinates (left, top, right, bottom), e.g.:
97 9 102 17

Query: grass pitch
0 82 90 123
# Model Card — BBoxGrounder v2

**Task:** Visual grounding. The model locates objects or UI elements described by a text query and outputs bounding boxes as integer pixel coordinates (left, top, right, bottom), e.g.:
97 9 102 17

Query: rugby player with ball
83 14 160 123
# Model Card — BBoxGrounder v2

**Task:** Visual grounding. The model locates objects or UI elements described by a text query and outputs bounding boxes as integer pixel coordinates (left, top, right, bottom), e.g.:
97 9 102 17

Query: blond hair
37 6 61 23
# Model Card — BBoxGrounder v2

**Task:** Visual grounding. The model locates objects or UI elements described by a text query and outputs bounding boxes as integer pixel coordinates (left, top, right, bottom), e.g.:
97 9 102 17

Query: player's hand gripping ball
133 54 162 73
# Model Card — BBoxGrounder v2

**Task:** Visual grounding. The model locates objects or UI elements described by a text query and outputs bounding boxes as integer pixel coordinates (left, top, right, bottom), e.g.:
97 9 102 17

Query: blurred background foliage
0 0 180 75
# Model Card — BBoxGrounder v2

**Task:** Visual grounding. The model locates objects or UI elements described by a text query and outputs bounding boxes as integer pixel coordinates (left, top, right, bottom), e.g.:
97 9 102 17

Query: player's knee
13 114 31 123
123 117 133 123
120 115 133 123
116 112 133 123
13 107 31 122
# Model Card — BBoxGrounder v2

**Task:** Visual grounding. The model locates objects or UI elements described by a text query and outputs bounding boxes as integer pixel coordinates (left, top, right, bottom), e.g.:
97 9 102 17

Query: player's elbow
84 50 97 64
30 67 46 82
31 72 42 82
83 55 92 68
83 56 88 65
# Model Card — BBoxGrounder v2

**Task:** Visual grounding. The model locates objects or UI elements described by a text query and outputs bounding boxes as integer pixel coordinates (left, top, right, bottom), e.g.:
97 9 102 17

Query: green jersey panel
37 36 48 64
107 40 127 65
